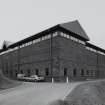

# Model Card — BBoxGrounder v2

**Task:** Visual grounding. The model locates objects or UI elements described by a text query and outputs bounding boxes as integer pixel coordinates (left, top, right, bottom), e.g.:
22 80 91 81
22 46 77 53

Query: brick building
0 20 105 82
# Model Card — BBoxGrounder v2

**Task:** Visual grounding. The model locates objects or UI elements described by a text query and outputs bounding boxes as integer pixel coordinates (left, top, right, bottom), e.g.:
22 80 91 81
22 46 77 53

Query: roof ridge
59 20 90 41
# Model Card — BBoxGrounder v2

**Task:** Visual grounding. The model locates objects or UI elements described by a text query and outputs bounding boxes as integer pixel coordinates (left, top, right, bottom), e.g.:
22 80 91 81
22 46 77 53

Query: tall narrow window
36 69 39 75
6 70 8 74
10 70 13 77
86 70 89 75
73 69 76 77
15 70 18 77
20 70 23 74
81 69 84 76
64 68 67 76
27 70 31 76
45 68 49 76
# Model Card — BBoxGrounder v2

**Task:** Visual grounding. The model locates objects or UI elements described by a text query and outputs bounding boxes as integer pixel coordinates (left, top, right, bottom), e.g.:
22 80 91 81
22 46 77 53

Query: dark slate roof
8 20 90 48
59 20 90 41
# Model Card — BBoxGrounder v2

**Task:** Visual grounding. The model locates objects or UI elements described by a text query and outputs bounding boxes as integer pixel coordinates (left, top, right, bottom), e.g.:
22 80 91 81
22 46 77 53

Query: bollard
66 76 69 83
52 77 54 83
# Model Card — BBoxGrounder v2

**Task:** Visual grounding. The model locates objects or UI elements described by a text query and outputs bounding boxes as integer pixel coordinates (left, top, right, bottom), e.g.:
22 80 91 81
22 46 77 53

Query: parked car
17 74 25 79
17 74 44 82
30 75 44 82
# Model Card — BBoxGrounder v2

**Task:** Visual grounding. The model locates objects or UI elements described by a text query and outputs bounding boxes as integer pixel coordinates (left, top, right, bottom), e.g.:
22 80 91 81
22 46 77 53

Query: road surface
0 82 80 105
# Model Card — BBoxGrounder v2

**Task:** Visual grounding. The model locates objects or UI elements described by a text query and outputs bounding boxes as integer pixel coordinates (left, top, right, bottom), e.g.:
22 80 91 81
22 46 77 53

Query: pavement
0 82 80 105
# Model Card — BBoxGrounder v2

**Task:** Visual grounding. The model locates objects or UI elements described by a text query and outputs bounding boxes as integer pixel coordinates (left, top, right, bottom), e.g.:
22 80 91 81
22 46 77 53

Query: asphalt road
0 82 80 105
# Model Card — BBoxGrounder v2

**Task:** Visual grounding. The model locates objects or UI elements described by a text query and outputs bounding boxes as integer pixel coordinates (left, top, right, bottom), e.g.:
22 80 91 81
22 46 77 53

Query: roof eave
86 42 105 53
8 25 59 48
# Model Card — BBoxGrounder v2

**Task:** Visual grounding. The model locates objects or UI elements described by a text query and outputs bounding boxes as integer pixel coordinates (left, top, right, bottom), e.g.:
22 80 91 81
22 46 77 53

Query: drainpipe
50 33 53 82
17 46 20 77
96 51 99 78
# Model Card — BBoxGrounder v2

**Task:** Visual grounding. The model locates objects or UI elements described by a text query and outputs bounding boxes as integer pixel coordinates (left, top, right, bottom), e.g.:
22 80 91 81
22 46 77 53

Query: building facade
0 20 105 82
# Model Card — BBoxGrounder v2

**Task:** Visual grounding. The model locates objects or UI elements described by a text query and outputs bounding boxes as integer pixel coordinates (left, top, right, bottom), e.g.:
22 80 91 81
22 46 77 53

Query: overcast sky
0 0 105 49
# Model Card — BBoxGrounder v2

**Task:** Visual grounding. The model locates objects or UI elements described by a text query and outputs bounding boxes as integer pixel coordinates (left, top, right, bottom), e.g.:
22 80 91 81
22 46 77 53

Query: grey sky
0 0 105 49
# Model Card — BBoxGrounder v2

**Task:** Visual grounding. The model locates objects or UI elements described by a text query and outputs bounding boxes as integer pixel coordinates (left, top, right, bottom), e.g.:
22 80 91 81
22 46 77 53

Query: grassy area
0 71 21 90
50 80 105 105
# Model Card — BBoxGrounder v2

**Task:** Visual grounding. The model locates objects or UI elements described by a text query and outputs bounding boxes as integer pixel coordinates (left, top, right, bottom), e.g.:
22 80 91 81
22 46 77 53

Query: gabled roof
9 20 89 48
59 20 90 41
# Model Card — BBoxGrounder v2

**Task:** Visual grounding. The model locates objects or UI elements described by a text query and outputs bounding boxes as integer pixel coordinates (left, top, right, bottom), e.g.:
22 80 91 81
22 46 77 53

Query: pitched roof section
8 20 89 48
59 20 90 41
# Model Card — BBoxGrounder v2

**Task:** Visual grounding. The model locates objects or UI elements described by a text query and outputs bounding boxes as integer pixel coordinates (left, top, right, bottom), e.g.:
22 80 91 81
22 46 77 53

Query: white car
30 75 44 81
17 74 25 79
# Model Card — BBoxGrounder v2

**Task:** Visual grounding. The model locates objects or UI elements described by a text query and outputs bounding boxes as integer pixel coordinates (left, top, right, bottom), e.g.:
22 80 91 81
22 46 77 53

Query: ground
0 82 80 105
0 71 21 90
64 79 105 105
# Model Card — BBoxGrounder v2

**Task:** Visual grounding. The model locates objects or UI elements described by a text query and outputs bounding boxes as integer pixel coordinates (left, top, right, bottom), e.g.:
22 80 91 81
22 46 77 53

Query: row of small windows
5 68 50 77
5 67 96 77
0 32 58 55
20 68 49 76
60 32 86 45
86 46 105 55
63 68 96 77
60 32 105 56
1 31 105 57
20 33 57 48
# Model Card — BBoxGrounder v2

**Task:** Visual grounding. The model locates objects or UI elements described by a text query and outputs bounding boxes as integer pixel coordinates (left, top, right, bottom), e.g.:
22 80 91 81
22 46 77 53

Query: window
73 69 76 77
90 70 93 75
86 70 89 75
6 70 8 74
70 36 78 42
36 69 39 75
27 70 31 76
63 33 67 38
20 70 23 74
45 68 49 76
64 68 67 76
60 32 64 37
53 32 58 37
78 40 85 45
33 40 37 44
10 70 13 77
66 35 70 39
15 70 18 77
36 38 41 43
47 34 51 39
81 69 84 76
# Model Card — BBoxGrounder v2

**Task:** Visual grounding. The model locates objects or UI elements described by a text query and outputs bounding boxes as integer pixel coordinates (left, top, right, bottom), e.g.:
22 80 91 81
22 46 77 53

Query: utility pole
50 33 53 82
96 52 99 78
17 46 20 77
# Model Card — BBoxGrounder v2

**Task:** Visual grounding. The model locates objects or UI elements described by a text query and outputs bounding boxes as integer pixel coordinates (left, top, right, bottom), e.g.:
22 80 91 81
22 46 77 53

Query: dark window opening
81 69 84 76
6 70 8 74
45 68 49 76
20 70 23 74
36 69 39 75
86 70 89 75
64 68 67 76
15 70 18 77
73 69 76 77
27 70 31 76
10 71 13 77
91 70 93 75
